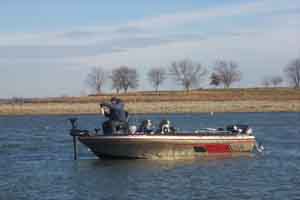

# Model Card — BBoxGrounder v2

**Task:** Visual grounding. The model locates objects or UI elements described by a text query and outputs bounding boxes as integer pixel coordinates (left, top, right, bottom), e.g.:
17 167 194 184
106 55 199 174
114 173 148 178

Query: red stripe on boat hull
201 144 231 153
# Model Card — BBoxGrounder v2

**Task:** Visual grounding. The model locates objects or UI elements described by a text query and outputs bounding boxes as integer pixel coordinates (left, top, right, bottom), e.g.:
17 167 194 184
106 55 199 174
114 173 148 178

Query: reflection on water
0 113 300 199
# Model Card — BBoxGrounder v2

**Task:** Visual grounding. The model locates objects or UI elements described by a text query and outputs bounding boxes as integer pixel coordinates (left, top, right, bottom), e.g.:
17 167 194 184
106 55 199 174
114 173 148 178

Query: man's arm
100 102 113 117
100 107 105 115
101 102 113 109
102 102 124 110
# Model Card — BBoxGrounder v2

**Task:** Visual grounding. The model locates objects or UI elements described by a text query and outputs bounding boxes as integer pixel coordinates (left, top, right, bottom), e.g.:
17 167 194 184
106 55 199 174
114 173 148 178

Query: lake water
1 113 300 200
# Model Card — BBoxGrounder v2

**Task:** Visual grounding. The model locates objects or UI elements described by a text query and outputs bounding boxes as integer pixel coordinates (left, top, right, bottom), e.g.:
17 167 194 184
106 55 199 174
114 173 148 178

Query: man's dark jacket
102 102 127 122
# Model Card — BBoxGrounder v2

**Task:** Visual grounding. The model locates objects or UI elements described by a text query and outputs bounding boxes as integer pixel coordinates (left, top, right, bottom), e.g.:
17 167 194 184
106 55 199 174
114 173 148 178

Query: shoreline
1 100 300 116
1 88 300 116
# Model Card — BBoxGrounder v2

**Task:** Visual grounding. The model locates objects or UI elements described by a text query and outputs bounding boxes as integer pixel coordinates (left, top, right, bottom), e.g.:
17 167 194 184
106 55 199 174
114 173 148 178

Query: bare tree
169 59 207 91
261 76 271 87
111 66 139 93
147 68 166 92
270 76 283 87
212 60 241 88
284 58 300 88
111 71 122 94
85 67 107 94
262 76 283 87
210 72 221 87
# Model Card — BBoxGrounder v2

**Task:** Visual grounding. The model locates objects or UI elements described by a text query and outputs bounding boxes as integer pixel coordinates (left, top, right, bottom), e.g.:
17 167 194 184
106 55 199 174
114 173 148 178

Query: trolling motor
68 118 89 160
69 118 89 136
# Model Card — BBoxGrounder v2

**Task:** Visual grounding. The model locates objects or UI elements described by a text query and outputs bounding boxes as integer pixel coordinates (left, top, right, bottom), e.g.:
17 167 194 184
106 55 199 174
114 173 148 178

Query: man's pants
102 120 129 135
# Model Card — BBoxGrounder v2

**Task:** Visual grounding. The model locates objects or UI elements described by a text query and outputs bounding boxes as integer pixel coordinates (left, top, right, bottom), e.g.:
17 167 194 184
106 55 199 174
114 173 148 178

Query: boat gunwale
78 134 256 141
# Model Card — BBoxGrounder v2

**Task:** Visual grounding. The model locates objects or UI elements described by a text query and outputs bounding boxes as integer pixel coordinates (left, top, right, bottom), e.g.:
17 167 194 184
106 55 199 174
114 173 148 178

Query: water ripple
1 113 300 200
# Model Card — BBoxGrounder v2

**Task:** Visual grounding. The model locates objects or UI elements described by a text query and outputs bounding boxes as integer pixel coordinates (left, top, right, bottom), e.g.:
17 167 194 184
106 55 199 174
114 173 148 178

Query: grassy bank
1 88 300 115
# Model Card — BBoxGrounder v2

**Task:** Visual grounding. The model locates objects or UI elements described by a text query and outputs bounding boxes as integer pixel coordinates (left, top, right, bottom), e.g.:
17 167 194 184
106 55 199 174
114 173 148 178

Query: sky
0 0 299 98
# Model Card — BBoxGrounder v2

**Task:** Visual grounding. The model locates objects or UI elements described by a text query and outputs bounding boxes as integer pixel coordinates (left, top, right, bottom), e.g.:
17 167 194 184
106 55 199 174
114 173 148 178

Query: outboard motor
255 141 264 153
226 124 253 135
158 119 175 134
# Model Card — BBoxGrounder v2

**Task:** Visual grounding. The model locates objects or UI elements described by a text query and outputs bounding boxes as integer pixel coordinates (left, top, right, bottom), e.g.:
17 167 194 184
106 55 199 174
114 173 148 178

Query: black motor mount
226 124 252 135
68 118 89 136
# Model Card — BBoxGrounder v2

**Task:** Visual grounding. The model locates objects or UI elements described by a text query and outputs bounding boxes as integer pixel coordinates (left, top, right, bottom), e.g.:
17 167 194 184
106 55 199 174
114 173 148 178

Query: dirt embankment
1 88 300 115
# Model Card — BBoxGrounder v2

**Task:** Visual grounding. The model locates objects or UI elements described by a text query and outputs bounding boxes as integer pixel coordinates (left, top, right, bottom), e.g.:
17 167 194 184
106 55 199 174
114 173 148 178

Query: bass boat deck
69 118 260 160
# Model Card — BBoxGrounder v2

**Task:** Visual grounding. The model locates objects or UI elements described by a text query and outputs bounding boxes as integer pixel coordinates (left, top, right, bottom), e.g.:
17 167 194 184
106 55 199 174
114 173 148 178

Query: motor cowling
226 124 252 135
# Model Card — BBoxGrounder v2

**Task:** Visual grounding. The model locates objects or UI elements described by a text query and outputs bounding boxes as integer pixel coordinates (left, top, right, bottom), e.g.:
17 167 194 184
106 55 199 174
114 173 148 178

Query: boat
68 118 260 160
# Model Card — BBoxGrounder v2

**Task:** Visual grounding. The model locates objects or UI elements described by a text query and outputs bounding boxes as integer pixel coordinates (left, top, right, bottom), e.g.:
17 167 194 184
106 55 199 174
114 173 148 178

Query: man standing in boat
100 97 128 135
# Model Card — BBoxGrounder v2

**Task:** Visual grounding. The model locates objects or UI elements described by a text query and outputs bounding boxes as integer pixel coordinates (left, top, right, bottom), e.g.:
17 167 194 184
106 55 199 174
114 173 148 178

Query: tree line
86 57 300 94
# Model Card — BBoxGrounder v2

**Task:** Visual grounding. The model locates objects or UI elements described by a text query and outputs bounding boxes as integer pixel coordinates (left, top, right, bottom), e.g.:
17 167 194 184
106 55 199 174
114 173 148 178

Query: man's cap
110 96 118 102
